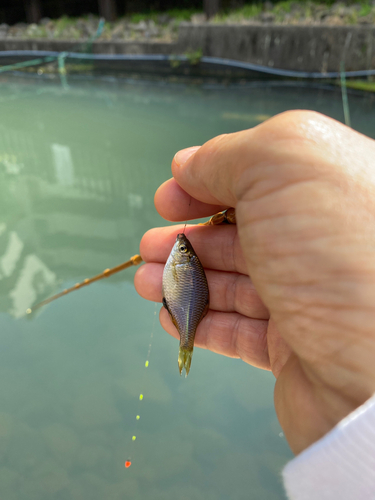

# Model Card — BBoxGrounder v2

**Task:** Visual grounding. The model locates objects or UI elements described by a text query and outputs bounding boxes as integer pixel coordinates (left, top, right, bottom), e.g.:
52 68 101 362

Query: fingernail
174 146 200 166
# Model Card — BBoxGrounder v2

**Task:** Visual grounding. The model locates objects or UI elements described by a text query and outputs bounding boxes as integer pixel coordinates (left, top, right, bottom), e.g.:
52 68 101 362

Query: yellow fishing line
125 302 157 469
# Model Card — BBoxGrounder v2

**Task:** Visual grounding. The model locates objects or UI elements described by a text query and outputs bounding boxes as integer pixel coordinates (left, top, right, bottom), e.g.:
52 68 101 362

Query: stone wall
0 24 374 73
177 24 375 73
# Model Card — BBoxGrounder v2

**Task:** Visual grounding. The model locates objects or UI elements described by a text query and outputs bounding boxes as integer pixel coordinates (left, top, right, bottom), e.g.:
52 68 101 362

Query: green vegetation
185 48 203 65
130 8 200 24
166 8 201 21
213 4 262 22
274 1 293 14
169 48 203 68
273 1 293 22
4 0 375 42
358 3 372 16
52 16 83 39
54 16 74 33
344 80 375 93
210 0 375 24
129 12 152 23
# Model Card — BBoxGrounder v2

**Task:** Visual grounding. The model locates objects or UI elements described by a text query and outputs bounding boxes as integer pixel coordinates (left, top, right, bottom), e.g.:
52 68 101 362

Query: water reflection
0 76 373 499
0 86 167 315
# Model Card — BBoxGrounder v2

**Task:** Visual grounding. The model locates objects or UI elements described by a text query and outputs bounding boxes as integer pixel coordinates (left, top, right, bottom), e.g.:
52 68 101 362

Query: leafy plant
130 13 149 24
342 79 375 92
185 48 203 65
358 3 372 16
274 1 293 15
54 16 75 36
166 9 201 21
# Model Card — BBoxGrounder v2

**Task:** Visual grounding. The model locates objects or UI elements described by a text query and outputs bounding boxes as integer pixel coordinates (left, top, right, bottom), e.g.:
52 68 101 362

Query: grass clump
130 8 199 24
54 16 74 34
213 3 262 22
345 80 375 92
230 4 263 19
166 9 200 21
129 12 151 23
358 3 372 16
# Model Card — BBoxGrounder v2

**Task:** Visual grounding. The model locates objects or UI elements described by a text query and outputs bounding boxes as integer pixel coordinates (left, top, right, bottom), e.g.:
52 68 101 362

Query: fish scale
162 233 209 376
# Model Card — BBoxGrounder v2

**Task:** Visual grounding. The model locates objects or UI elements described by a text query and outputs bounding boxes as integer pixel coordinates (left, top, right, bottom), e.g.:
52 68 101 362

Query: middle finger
135 263 269 320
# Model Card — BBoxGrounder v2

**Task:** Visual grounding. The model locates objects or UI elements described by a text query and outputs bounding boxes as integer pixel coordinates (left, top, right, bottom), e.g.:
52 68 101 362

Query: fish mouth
176 233 188 241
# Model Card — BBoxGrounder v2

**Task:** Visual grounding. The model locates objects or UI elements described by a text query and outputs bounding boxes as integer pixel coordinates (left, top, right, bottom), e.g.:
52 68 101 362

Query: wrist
274 354 375 455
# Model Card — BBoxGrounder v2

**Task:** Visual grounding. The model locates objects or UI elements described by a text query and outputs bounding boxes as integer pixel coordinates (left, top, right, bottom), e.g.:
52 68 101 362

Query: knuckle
259 109 329 145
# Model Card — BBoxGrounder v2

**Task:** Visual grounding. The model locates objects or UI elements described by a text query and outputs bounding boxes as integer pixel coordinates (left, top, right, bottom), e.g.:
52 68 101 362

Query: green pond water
0 74 374 500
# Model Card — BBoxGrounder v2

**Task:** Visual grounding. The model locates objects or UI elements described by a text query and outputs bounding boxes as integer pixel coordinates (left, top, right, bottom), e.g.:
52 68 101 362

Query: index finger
155 178 228 222
139 224 248 274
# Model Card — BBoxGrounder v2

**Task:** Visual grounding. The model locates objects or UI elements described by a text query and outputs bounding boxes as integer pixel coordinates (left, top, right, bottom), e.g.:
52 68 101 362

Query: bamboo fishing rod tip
131 255 143 265
23 255 144 316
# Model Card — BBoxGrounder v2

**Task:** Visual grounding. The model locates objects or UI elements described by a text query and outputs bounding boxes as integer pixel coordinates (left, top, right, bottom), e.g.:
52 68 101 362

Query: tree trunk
225 0 244 8
203 0 220 19
98 0 117 22
24 0 42 24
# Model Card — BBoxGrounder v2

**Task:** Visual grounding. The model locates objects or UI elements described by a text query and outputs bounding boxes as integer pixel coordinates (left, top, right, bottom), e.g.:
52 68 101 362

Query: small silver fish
162 233 209 376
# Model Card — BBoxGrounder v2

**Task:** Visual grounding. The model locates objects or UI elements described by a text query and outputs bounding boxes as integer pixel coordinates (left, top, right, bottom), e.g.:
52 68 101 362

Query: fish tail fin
178 347 193 377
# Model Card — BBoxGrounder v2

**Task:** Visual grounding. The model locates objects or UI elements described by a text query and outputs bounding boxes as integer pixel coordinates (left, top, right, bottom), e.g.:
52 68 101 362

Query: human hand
134 110 375 454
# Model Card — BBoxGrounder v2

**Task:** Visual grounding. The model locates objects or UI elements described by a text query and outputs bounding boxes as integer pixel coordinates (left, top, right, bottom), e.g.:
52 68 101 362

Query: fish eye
179 245 187 253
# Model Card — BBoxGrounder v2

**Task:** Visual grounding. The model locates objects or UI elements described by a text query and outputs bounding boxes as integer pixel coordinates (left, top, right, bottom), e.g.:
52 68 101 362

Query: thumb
157 110 339 222
171 130 256 208
154 128 261 222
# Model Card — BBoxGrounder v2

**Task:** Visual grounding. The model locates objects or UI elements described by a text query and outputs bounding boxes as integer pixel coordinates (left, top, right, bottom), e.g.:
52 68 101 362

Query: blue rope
0 50 374 80
0 18 105 74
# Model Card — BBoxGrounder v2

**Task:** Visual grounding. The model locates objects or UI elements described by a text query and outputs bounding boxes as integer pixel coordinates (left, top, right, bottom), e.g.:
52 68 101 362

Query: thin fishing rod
26 254 143 314
26 208 236 315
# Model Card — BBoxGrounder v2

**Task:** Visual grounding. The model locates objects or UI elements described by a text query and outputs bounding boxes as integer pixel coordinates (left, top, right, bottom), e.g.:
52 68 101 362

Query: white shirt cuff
282 394 375 500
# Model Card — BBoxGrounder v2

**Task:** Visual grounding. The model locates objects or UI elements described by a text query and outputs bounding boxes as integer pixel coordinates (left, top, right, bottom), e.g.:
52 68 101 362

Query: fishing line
125 301 158 469
182 196 192 235
126 194 193 467
340 32 352 128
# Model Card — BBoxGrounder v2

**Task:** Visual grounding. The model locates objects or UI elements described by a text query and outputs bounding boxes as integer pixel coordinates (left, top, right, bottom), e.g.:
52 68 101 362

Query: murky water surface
0 75 374 500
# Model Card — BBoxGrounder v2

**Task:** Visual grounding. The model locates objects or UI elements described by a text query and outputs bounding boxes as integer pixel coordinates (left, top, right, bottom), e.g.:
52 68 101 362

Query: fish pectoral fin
202 298 209 319
162 297 179 331
162 297 170 313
